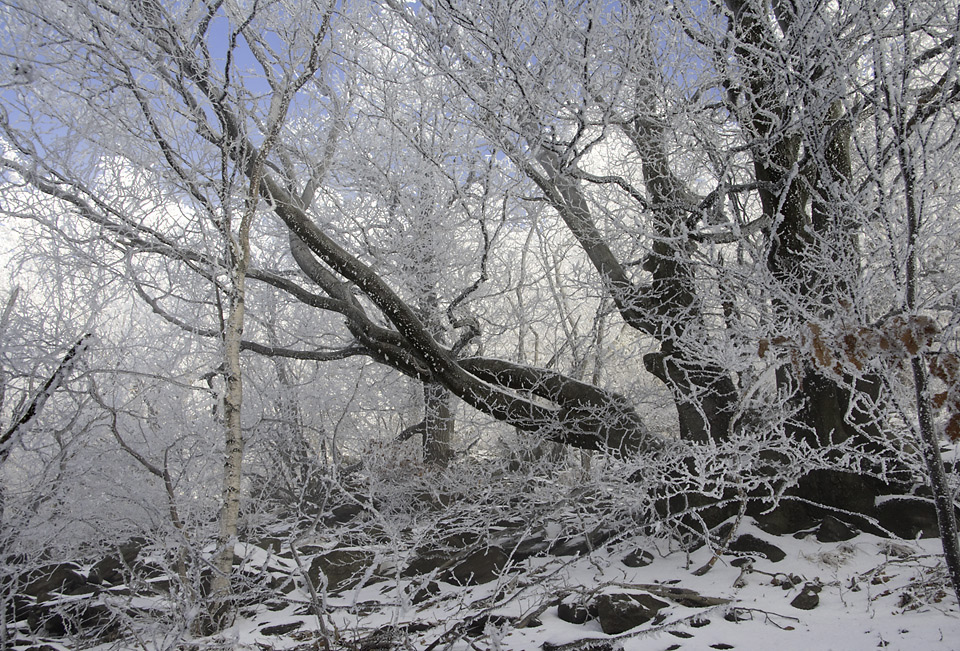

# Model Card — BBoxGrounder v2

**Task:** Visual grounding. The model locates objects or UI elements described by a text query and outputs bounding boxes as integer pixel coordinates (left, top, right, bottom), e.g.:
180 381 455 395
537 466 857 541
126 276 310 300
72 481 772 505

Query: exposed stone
402 531 482 578
816 515 858 543
308 548 375 593
506 535 550 561
440 530 483 550
622 548 655 567
550 527 614 557
595 593 669 634
557 601 592 624
724 608 752 622
790 583 822 610
463 614 513 637
876 497 945 539
449 546 508 585
22 563 87 601
411 580 441 604
543 641 616 651
261 622 302 636
751 503 819 536
402 547 452 577
728 534 786 562
324 502 365 526
89 538 144 584
639 584 730 608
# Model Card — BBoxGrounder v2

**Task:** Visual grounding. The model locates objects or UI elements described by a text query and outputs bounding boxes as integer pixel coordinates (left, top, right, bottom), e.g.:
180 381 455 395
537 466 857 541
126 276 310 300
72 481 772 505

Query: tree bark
422 381 454 467
203 281 246 634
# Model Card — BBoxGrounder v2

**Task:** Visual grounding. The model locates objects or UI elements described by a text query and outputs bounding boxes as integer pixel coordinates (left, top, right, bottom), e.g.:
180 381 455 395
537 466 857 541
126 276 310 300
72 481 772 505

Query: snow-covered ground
199 520 960 651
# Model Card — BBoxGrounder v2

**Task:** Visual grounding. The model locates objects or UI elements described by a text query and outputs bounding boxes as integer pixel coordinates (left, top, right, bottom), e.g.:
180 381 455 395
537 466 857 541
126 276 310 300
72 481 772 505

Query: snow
188 520 960 651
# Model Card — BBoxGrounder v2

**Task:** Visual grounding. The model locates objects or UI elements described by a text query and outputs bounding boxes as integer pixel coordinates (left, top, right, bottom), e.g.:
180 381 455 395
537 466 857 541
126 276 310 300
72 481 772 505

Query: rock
751 504 820 536
449 546 508 585
402 547 452 577
550 526 614 556
89 538 145 585
21 562 88 603
506 534 550 561
440 530 483 550
728 534 786 562
643 585 729 608
595 593 669 634
464 614 514 637
816 515 858 542
876 497 946 539
790 583 822 610
724 608 751 622
411 580 441 604
308 548 375 593
622 548 654 567
261 622 302 636
557 601 592 624
324 502 365 526
402 531 481 578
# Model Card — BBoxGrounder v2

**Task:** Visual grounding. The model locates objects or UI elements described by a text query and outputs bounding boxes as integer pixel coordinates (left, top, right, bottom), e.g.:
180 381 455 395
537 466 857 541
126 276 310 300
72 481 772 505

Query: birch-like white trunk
204 274 247 633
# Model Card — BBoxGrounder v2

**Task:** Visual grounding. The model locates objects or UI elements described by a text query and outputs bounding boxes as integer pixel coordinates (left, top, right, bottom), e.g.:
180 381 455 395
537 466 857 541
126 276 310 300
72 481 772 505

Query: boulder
790 582 822 610
261 621 303 636
550 527 614 557
557 601 592 624
308 548 375 593
22 562 87 602
876 497 945 539
622 548 655 567
402 530 481 577
449 546 509 585
505 534 551 561
595 593 668 634
728 534 786 562
89 538 145 585
815 515 858 543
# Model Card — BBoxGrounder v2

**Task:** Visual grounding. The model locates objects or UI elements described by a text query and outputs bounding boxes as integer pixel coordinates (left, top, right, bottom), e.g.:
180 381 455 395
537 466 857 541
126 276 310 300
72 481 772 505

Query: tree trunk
422 381 454 467
202 282 246 635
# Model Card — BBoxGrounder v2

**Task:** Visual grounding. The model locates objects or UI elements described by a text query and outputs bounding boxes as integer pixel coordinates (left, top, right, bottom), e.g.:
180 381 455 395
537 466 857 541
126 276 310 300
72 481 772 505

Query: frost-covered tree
2 0 960 627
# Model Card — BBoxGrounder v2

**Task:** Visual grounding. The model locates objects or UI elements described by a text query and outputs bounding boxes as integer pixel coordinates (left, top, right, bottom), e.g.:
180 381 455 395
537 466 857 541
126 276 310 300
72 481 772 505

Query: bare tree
2 3 960 618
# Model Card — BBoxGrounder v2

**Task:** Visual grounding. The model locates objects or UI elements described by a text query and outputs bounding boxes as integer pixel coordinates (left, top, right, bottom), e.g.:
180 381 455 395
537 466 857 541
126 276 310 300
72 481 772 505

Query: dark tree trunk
422 381 454 467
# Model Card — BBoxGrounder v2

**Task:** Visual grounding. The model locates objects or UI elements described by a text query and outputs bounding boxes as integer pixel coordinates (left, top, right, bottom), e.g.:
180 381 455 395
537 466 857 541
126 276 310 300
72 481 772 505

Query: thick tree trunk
721 0 887 516
422 381 454 467
643 349 737 445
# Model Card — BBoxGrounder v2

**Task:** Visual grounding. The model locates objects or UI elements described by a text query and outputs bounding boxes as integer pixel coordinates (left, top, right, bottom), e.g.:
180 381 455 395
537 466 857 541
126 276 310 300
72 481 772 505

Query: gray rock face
622 548 654 567
815 516 858 543
449 546 509 585
728 534 786 562
595 593 669 634
790 582 822 610
557 601 592 624
308 548 376 593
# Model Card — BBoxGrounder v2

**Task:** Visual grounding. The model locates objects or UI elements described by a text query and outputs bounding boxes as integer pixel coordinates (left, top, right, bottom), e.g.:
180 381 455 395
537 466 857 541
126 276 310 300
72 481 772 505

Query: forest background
1 0 960 647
